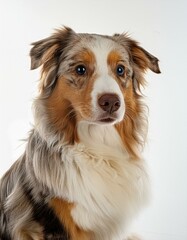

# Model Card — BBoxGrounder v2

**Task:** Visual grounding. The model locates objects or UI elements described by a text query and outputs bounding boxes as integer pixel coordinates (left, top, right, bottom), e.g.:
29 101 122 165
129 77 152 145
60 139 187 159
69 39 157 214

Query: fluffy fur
0 27 160 240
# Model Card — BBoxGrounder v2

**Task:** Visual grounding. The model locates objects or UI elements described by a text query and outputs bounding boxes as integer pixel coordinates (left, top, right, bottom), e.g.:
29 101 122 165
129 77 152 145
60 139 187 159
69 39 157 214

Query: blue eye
76 65 86 75
116 65 125 76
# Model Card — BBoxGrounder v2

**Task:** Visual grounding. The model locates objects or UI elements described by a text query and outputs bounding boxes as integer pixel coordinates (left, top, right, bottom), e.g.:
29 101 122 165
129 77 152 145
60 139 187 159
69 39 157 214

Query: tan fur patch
107 51 143 159
107 51 123 66
107 51 125 76
46 49 97 144
46 78 79 144
107 50 130 90
46 74 96 144
50 198 93 240
73 48 96 66
115 79 145 159
68 48 96 89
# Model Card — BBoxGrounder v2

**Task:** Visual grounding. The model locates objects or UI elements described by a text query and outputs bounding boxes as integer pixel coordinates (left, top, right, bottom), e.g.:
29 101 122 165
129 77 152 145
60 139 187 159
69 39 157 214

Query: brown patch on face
50 198 93 240
107 50 146 159
46 48 97 144
65 48 96 89
46 78 79 144
107 50 145 159
107 51 124 74
115 79 145 159
107 51 122 65
111 35 160 154
73 48 96 66
107 50 131 88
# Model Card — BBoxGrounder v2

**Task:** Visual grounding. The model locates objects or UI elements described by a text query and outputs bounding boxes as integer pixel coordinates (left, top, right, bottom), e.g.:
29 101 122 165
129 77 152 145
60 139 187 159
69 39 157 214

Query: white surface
0 1 187 239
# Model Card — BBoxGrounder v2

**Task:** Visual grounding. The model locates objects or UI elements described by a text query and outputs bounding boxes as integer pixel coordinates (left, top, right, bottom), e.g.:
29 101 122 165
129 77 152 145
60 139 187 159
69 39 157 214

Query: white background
0 1 187 240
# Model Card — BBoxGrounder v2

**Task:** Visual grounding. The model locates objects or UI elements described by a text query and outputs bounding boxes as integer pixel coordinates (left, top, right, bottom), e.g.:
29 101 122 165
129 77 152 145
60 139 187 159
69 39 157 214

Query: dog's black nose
98 94 121 114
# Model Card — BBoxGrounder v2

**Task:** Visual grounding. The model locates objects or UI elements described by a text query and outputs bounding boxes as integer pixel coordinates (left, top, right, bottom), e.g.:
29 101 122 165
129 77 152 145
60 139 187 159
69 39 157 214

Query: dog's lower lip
99 118 115 123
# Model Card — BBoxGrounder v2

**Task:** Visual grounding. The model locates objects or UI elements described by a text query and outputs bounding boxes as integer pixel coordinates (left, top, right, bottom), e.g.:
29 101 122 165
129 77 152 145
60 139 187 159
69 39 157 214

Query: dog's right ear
30 27 77 91
30 37 58 70
30 27 74 70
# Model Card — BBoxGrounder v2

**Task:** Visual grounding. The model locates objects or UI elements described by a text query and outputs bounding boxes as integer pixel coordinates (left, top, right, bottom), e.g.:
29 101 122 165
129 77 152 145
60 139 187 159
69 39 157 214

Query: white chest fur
60 122 150 240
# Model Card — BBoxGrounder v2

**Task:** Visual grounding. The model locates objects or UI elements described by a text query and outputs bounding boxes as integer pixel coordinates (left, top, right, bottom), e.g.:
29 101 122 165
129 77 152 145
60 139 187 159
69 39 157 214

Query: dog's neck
77 121 128 157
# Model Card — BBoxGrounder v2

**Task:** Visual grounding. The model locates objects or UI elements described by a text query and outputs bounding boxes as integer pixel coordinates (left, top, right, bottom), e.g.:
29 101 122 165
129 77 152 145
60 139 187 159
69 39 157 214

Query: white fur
90 37 125 123
53 122 150 240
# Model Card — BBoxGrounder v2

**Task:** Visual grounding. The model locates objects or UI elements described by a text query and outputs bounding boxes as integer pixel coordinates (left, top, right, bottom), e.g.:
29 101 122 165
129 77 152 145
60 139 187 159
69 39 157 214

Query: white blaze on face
90 36 125 123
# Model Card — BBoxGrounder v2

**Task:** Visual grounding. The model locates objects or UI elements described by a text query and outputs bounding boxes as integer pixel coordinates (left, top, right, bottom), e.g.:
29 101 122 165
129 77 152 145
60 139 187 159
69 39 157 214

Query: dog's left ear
129 42 161 74
113 34 161 74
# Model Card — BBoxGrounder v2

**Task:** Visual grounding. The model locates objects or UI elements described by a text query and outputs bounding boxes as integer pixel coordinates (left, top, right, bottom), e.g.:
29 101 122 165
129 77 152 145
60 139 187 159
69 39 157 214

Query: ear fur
113 33 161 74
30 27 75 92
30 27 74 70
130 43 161 74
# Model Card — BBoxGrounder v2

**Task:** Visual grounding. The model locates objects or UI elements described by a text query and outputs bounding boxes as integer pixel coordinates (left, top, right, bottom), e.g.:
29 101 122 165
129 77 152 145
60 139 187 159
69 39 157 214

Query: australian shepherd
0 27 160 240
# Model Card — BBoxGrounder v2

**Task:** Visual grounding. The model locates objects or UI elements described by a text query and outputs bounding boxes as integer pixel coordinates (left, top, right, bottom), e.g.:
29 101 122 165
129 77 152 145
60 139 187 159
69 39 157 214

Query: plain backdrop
0 1 187 240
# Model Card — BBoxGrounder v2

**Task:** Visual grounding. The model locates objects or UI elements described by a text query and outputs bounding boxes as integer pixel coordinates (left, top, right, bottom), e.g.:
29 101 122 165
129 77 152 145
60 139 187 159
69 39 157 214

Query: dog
0 27 160 240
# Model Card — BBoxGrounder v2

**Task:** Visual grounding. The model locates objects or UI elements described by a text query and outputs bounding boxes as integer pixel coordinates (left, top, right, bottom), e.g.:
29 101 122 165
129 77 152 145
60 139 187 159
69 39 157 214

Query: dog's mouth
99 117 116 123
82 112 122 125
96 116 117 125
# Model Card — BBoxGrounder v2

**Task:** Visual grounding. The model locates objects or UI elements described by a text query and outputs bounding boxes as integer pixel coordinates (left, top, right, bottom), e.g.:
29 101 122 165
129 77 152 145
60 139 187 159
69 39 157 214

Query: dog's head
30 27 160 156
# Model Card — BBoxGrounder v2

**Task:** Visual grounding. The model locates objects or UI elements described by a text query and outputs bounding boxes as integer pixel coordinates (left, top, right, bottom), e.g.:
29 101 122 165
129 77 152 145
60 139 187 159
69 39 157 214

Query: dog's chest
59 124 150 239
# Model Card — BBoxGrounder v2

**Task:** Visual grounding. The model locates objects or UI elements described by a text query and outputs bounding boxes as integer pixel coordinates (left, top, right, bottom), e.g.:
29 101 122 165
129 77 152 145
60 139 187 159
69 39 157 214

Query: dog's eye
116 65 125 77
76 65 86 75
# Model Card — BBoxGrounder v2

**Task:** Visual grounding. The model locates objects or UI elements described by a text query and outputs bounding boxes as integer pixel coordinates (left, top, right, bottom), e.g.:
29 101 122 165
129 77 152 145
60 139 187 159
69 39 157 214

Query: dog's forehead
79 33 115 46
80 33 128 55
64 33 130 64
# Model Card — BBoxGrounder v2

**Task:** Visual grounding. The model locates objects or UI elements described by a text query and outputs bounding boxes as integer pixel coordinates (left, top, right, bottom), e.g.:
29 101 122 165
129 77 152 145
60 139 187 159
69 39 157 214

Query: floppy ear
30 27 75 91
30 26 74 70
113 33 161 74
129 42 161 74
30 37 59 70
